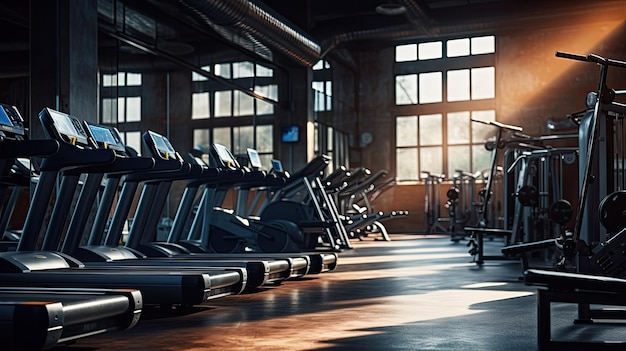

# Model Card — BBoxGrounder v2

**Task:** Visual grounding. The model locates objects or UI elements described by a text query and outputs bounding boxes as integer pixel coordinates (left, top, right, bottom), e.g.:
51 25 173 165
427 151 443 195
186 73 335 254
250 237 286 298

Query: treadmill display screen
212 144 239 168
271 159 284 173
148 131 177 159
88 124 126 152
44 108 89 146
247 148 263 169
0 104 25 136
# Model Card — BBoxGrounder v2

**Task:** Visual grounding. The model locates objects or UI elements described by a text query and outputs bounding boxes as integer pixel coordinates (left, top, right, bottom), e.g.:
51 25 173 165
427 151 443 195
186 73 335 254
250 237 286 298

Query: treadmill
169 143 338 274
0 107 244 307
41 117 289 290
0 104 143 351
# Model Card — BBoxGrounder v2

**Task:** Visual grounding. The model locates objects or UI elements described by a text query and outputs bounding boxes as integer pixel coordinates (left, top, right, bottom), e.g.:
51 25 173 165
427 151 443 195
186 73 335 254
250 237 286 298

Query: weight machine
517 51 626 351
421 171 448 234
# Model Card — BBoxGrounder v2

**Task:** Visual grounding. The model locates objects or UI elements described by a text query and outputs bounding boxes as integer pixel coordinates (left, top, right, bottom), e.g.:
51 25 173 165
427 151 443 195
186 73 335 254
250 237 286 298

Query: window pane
193 128 211 152
396 116 418 147
256 99 274 115
472 144 492 173
326 81 332 110
126 97 141 122
214 63 231 78
312 81 324 92
396 44 417 62
420 146 442 174
313 90 322 111
233 125 254 155
213 127 231 149
418 41 442 60
447 111 470 144
256 64 273 77
312 60 325 70
419 72 442 104
327 126 334 150
233 61 254 79
233 90 254 116
447 38 470 57
256 125 273 153
192 65 211 81
448 145 471 178
471 110 496 143
471 36 495 55
102 97 116 123
258 154 273 170
419 113 442 146
471 67 495 100
117 98 125 123
124 131 142 155
192 92 210 119
395 74 417 105
126 73 142 86
255 85 277 115
396 147 418 181
103 74 116 87
214 91 232 117
447 69 470 102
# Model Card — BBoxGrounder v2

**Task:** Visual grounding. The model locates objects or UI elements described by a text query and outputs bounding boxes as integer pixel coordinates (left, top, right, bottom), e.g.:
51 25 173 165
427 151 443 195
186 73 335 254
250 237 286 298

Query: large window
190 60 278 166
312 60 332 112
394 35 496 181
191 61 277 119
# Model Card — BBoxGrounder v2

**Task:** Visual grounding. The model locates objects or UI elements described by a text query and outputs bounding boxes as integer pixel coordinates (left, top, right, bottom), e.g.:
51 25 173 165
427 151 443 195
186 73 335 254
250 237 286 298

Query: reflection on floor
53 234 626 350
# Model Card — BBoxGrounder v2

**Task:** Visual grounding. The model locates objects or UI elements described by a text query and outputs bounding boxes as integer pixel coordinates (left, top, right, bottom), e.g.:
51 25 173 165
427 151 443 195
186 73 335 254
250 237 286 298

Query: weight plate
549 199 573 225
599 191 626 233
446 187 460 200
517 185 538 207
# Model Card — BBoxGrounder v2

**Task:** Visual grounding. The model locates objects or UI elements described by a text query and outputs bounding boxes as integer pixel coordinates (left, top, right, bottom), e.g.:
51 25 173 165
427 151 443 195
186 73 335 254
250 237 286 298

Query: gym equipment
256 154 353 251
522 52 626 350
464 120 521 263
47 122 290 290
421 171 448 234
0 287 142 351
178 153 337 274
331 167 405 241
0 107 241 307
0 104 144 350
169 152 337 274
525 269 626 350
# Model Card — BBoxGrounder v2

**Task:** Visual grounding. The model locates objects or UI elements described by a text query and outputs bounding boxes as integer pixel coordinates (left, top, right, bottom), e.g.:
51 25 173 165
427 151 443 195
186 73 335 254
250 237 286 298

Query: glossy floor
52 234 625 350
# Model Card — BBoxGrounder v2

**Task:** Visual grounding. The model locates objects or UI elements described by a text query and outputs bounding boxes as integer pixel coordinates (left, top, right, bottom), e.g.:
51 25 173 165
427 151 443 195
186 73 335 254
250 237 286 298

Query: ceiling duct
320 0 437 57
177 0 321 66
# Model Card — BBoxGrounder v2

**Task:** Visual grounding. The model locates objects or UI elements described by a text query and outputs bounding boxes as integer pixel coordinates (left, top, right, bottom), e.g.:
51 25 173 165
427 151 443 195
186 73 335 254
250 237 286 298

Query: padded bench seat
464 226 512 264
525 269 626 350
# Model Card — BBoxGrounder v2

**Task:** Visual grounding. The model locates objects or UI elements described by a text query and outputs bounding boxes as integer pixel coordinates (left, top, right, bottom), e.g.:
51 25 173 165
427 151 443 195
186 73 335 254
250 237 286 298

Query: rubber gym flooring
52 234 626 350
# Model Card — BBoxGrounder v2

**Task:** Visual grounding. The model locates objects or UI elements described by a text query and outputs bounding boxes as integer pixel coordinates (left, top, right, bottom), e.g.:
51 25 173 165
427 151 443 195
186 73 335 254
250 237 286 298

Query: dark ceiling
0 0 624 74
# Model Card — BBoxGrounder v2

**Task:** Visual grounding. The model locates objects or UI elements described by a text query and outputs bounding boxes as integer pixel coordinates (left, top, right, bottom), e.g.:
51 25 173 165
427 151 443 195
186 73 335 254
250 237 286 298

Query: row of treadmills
0 103 345 350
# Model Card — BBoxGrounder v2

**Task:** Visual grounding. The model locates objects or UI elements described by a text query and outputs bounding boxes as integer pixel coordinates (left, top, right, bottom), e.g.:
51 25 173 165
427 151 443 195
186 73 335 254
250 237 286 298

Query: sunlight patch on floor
326 263 476 281
337 252 470 265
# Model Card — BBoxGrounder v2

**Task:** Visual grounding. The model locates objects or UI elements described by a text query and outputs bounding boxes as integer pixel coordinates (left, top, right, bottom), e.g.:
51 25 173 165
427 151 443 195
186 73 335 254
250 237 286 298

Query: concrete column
278 65 314 171
30 0 98 139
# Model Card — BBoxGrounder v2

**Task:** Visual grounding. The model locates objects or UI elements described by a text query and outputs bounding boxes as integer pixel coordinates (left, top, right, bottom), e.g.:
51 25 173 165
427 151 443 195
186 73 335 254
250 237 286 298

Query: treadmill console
39 108 93 148
144 130 179 160
0 103 25 139
86 123 127 154
211 143 240 169
246 148 263 170
271 159 284 173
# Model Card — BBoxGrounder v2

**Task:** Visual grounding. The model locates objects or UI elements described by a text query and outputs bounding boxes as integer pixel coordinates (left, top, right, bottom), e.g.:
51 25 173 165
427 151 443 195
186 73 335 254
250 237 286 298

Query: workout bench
525 269 626 350
464 226 512 264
